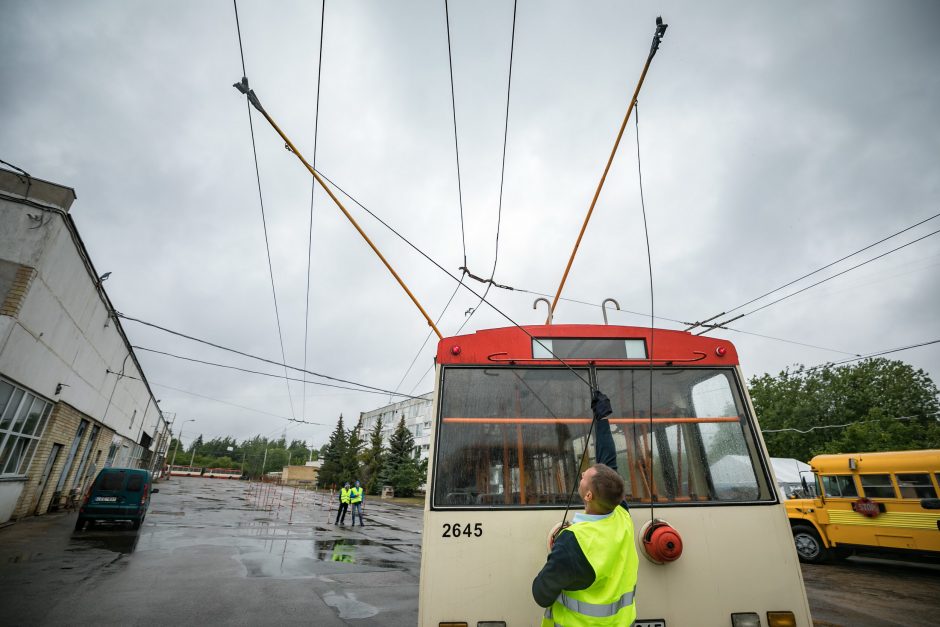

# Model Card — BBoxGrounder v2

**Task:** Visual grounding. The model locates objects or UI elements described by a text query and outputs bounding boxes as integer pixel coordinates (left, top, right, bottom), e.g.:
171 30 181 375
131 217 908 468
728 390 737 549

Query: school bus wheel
792 524 831 564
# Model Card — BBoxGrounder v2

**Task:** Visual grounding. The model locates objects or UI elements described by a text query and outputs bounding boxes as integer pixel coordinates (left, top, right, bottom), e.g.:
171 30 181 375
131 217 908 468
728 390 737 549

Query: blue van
75 467 158 531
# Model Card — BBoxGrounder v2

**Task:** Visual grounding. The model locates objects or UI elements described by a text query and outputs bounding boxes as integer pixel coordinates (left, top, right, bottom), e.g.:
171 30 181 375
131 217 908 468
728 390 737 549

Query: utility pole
168 418 195 477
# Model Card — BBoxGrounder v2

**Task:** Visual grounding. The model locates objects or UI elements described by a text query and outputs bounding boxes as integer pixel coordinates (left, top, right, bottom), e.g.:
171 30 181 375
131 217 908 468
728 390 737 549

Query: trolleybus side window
821 475 858 498
433 366 773 508
859 474 897 499
896 473 937 499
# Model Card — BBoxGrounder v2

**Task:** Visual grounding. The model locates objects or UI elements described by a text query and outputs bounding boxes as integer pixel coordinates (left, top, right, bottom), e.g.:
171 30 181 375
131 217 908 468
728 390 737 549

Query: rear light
767 612 796 627
141 483 150 503
477 623 506 627
82 484 93 506
731 613 761 627
438 623 467 627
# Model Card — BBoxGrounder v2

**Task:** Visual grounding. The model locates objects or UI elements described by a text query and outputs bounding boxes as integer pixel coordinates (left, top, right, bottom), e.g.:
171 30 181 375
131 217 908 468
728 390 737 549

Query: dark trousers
335 502 349 524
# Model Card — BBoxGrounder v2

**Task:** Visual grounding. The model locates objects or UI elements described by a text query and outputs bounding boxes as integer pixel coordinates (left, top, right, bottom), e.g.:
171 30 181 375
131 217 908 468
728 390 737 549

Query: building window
0 378 53 477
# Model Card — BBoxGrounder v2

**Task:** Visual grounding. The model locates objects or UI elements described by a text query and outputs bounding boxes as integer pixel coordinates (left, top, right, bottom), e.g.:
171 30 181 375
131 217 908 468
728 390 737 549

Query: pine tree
319 415 347 488
360 417 386 495
380 417 423 497
345 420 364 482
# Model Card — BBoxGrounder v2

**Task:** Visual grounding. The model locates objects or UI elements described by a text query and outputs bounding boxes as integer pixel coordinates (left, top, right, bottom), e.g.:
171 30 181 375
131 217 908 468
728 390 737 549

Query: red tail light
82 484 93 506
141 483 150 503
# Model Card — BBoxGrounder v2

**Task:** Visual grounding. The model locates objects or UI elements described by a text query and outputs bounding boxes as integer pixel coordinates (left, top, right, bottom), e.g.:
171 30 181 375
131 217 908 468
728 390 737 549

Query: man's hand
591 390 612 421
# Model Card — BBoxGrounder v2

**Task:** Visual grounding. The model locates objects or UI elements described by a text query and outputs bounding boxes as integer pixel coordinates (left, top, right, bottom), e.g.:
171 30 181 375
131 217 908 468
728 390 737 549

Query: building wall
282 464 320 485
358 393 433 460
12 402 115 518
0 169 166 522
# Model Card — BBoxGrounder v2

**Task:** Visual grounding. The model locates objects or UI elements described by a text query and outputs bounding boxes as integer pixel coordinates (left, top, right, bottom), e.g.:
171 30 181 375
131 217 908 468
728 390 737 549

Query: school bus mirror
921 498 940 510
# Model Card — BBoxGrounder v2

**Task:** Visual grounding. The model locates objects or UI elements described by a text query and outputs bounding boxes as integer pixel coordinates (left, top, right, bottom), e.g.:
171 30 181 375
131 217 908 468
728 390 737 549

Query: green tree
380 417 423 497
360 417 386 495
319 415 348 488
345 420 364 481
750 358 940 461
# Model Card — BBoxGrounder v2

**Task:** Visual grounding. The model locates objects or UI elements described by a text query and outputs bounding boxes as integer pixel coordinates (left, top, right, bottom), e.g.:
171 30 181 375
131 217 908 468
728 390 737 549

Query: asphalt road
1 479 938 626
0 478 422 626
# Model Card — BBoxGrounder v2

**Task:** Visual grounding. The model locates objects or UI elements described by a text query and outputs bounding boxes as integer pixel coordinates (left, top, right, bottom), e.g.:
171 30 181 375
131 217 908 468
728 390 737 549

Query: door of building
34 443 63 515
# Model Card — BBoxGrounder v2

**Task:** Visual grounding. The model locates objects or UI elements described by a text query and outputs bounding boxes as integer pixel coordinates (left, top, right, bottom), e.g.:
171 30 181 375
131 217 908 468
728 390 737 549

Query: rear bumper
79 506 145 521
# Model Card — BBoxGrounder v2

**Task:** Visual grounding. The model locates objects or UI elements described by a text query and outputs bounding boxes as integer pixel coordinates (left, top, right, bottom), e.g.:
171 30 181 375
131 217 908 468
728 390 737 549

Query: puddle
323 590 378 619
236 536 415 578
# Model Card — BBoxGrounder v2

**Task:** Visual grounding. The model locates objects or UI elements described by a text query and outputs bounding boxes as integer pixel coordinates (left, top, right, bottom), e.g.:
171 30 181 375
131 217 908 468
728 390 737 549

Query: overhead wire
455 0 518 335
690 212 940 333
697 227 940 334
232 0 298 421
389 0 471 400
806 338 940 371
303 0 327 424
132 345 418 400
116 312 424 398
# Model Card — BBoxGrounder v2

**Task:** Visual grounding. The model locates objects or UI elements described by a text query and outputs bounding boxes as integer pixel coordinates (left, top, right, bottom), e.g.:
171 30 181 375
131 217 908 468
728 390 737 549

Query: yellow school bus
786 449 940 563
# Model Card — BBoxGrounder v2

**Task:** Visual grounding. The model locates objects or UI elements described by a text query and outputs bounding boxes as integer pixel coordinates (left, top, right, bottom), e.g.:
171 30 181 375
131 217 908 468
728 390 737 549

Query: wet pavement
801 555 940 627
0 478 422 626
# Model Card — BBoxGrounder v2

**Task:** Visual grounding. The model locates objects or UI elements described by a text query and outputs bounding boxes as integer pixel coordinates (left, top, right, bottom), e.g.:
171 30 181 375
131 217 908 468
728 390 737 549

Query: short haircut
590 463 625 514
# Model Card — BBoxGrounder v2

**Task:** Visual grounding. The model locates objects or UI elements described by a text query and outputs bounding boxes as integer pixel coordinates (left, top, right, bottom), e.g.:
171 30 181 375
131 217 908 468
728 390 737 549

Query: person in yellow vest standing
532 390 638 626
350 480 365 527
335 482 351 525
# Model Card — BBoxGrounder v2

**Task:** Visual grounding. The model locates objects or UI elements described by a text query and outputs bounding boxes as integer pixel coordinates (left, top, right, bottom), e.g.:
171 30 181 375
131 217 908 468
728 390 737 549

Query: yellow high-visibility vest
350 487 363 503
340 487 352 504
541 507 638 626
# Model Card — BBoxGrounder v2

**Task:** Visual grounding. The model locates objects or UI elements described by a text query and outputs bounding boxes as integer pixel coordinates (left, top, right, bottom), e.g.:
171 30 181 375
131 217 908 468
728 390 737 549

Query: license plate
635 621 666 627
95 496 117 502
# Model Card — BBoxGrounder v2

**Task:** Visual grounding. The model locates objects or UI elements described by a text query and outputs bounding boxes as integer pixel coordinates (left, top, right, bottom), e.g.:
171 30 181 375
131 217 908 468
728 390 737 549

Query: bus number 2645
442 523 483 538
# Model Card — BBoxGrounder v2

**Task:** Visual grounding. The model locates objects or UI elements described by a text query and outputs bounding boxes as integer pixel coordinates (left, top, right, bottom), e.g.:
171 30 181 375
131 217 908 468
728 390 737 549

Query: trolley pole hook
533 298 552 324
601 298 620 325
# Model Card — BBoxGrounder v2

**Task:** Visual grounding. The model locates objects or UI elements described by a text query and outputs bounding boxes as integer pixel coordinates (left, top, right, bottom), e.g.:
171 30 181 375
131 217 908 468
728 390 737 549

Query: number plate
635 620 666 627
95 496 117 502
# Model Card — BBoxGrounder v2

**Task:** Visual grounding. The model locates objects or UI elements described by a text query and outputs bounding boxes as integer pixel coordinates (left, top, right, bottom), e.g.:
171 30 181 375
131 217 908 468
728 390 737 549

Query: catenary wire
115 311 424 398
761 415 915 434
690 212 940 332
388 0 472 400
308 169 593 390
232 0 298 421
130 346 419 400
697 227 940 333
806 338 940 371
456 0 517 335
303 0 327 425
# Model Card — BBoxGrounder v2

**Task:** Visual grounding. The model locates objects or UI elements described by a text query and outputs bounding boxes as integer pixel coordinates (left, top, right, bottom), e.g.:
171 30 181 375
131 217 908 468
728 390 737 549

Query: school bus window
859 474 896 499
821 475 858 498
896 473 937 499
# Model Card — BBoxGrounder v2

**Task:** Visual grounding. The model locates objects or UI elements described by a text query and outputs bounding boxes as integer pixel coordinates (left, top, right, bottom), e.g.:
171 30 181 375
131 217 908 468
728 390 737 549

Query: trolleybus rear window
433 367 773 508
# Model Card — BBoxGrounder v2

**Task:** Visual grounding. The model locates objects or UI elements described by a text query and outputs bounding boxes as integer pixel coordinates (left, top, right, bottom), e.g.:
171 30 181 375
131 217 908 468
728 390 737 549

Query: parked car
75 467 158 531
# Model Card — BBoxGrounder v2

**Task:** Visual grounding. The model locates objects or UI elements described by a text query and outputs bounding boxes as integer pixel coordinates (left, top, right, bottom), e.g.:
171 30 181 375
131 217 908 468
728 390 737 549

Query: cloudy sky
2 1 938 449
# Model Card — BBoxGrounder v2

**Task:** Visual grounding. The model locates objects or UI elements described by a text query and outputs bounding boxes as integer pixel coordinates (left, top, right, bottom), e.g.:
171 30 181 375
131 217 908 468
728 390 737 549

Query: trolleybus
418 324 812 626
787 449 940 564
168 465 202 477
204 468 243 479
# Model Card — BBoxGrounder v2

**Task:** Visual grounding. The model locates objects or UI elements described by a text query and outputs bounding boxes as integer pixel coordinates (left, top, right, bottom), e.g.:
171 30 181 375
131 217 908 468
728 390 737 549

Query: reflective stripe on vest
557 587 636 618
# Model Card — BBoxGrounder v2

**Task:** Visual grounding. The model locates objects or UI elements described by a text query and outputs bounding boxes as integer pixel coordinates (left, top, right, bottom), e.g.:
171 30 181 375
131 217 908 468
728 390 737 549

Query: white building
358 393 433 460
0 167 168 523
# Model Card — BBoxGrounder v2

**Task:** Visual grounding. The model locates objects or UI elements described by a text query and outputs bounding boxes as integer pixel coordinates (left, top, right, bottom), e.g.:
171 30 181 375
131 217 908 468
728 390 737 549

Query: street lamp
168 419 195 476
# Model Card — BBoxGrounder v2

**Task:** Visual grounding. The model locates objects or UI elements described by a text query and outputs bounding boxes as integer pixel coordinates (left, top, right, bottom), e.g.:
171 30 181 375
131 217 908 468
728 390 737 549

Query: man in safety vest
350 480 365 526
335 482 351 525
532 390 638 626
